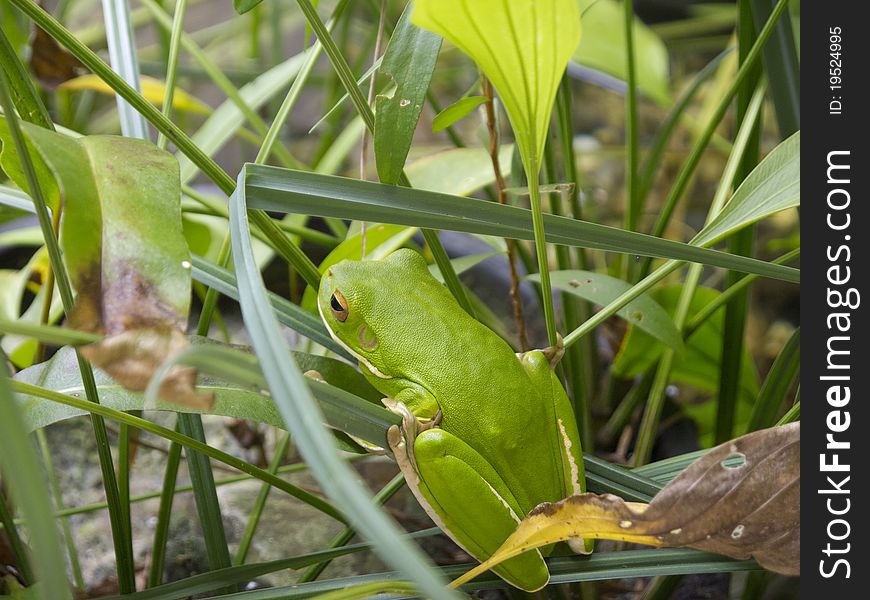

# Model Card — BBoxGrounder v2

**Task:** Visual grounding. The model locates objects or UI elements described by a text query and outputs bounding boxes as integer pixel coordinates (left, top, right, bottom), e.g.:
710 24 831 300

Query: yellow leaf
58 74 211 116
452 423 800 587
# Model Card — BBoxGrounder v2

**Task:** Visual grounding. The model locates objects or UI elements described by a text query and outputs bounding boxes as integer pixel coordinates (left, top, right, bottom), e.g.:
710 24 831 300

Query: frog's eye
330 291 348 322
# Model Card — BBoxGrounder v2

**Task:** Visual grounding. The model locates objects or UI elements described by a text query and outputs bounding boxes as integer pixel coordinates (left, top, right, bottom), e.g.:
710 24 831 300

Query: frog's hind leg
392 426 550 592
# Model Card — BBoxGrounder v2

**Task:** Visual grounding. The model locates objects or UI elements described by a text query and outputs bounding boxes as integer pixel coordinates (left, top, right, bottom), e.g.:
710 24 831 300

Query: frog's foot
517 333 565 370
383 399 426 475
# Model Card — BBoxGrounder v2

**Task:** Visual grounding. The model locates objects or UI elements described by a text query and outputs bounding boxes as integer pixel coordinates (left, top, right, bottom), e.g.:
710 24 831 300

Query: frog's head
317 249 432 378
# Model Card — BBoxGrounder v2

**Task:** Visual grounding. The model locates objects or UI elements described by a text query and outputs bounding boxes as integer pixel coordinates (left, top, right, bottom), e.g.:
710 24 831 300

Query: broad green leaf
573 0 671 105
452 423 799 587
432 96 487 132
0 119 204 407
533 269 682 351
613 286 759 444
374 3 442 185
0 119 60 212
406 145 514 196
413 0 581 173
13 344 382 433
58 74 210 115
243 165 800 283
693 131 800 247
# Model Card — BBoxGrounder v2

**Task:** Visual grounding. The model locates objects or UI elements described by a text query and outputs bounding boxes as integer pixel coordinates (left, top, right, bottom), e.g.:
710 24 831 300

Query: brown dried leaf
78 328 212 410
452 423 799 588
29 26 86 89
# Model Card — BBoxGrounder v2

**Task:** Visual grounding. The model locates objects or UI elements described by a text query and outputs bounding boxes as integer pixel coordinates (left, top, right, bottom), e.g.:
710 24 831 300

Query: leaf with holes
452 423 800 588
374 2 442 185
530 270 682 351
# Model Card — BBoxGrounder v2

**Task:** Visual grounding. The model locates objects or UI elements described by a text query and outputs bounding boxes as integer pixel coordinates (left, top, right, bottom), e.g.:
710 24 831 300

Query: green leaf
233 0 263 15
613 286 760 445
535 270 682 351
432 96 487 132
693 131 800 247
573 0 671 105
406 145 514 196
13 344 383 434
0 119 205 406
374 3 442 185
413 0 581 173
0 373 72 600
243 165 800 283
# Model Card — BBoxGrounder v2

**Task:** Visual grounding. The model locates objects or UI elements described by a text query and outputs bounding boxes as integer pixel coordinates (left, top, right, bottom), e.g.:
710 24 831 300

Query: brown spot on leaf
69 261 209 409
79 327 212 409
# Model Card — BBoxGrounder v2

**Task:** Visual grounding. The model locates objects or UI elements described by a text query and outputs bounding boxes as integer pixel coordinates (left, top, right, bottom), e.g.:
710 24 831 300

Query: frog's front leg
386 402 550 591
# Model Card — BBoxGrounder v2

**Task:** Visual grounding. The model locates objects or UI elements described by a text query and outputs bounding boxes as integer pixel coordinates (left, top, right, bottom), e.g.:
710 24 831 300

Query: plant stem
482 76 529 350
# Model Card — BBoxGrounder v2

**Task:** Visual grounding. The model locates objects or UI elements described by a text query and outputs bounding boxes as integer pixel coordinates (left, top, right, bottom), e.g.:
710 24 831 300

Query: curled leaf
453 423 799 587
0 121 207 408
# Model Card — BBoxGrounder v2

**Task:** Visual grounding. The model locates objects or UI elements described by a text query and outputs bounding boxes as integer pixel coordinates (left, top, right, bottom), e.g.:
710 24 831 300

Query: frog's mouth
317 301 392 380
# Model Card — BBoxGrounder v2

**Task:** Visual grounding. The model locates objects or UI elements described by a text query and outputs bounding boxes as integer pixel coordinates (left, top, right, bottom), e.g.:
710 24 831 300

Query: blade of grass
243 165 799 283
0 69 136 593
632 83 767 466
35 428 86 591
100 0 149 139
298 472 407 583
233 431 292 565
0 488 34 585
0 27 53 128
228 168 458 599
623 0 640 236
715 0 763 445
155 0 188 150
636 48 731 207
638 0 791 279
747 327 800 431
11 380 347 522
554 74 597 445
751 0 799 135
177 413 234 581
0 373 72 599
146 429 182 587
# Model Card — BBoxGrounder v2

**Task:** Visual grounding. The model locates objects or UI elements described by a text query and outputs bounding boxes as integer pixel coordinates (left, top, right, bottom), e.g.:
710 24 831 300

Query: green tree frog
317 249 589 591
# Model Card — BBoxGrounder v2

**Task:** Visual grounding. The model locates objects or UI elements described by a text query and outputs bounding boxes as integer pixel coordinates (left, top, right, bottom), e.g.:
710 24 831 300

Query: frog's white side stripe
318 303 391 379
484 481 521 524
558 418 582 496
